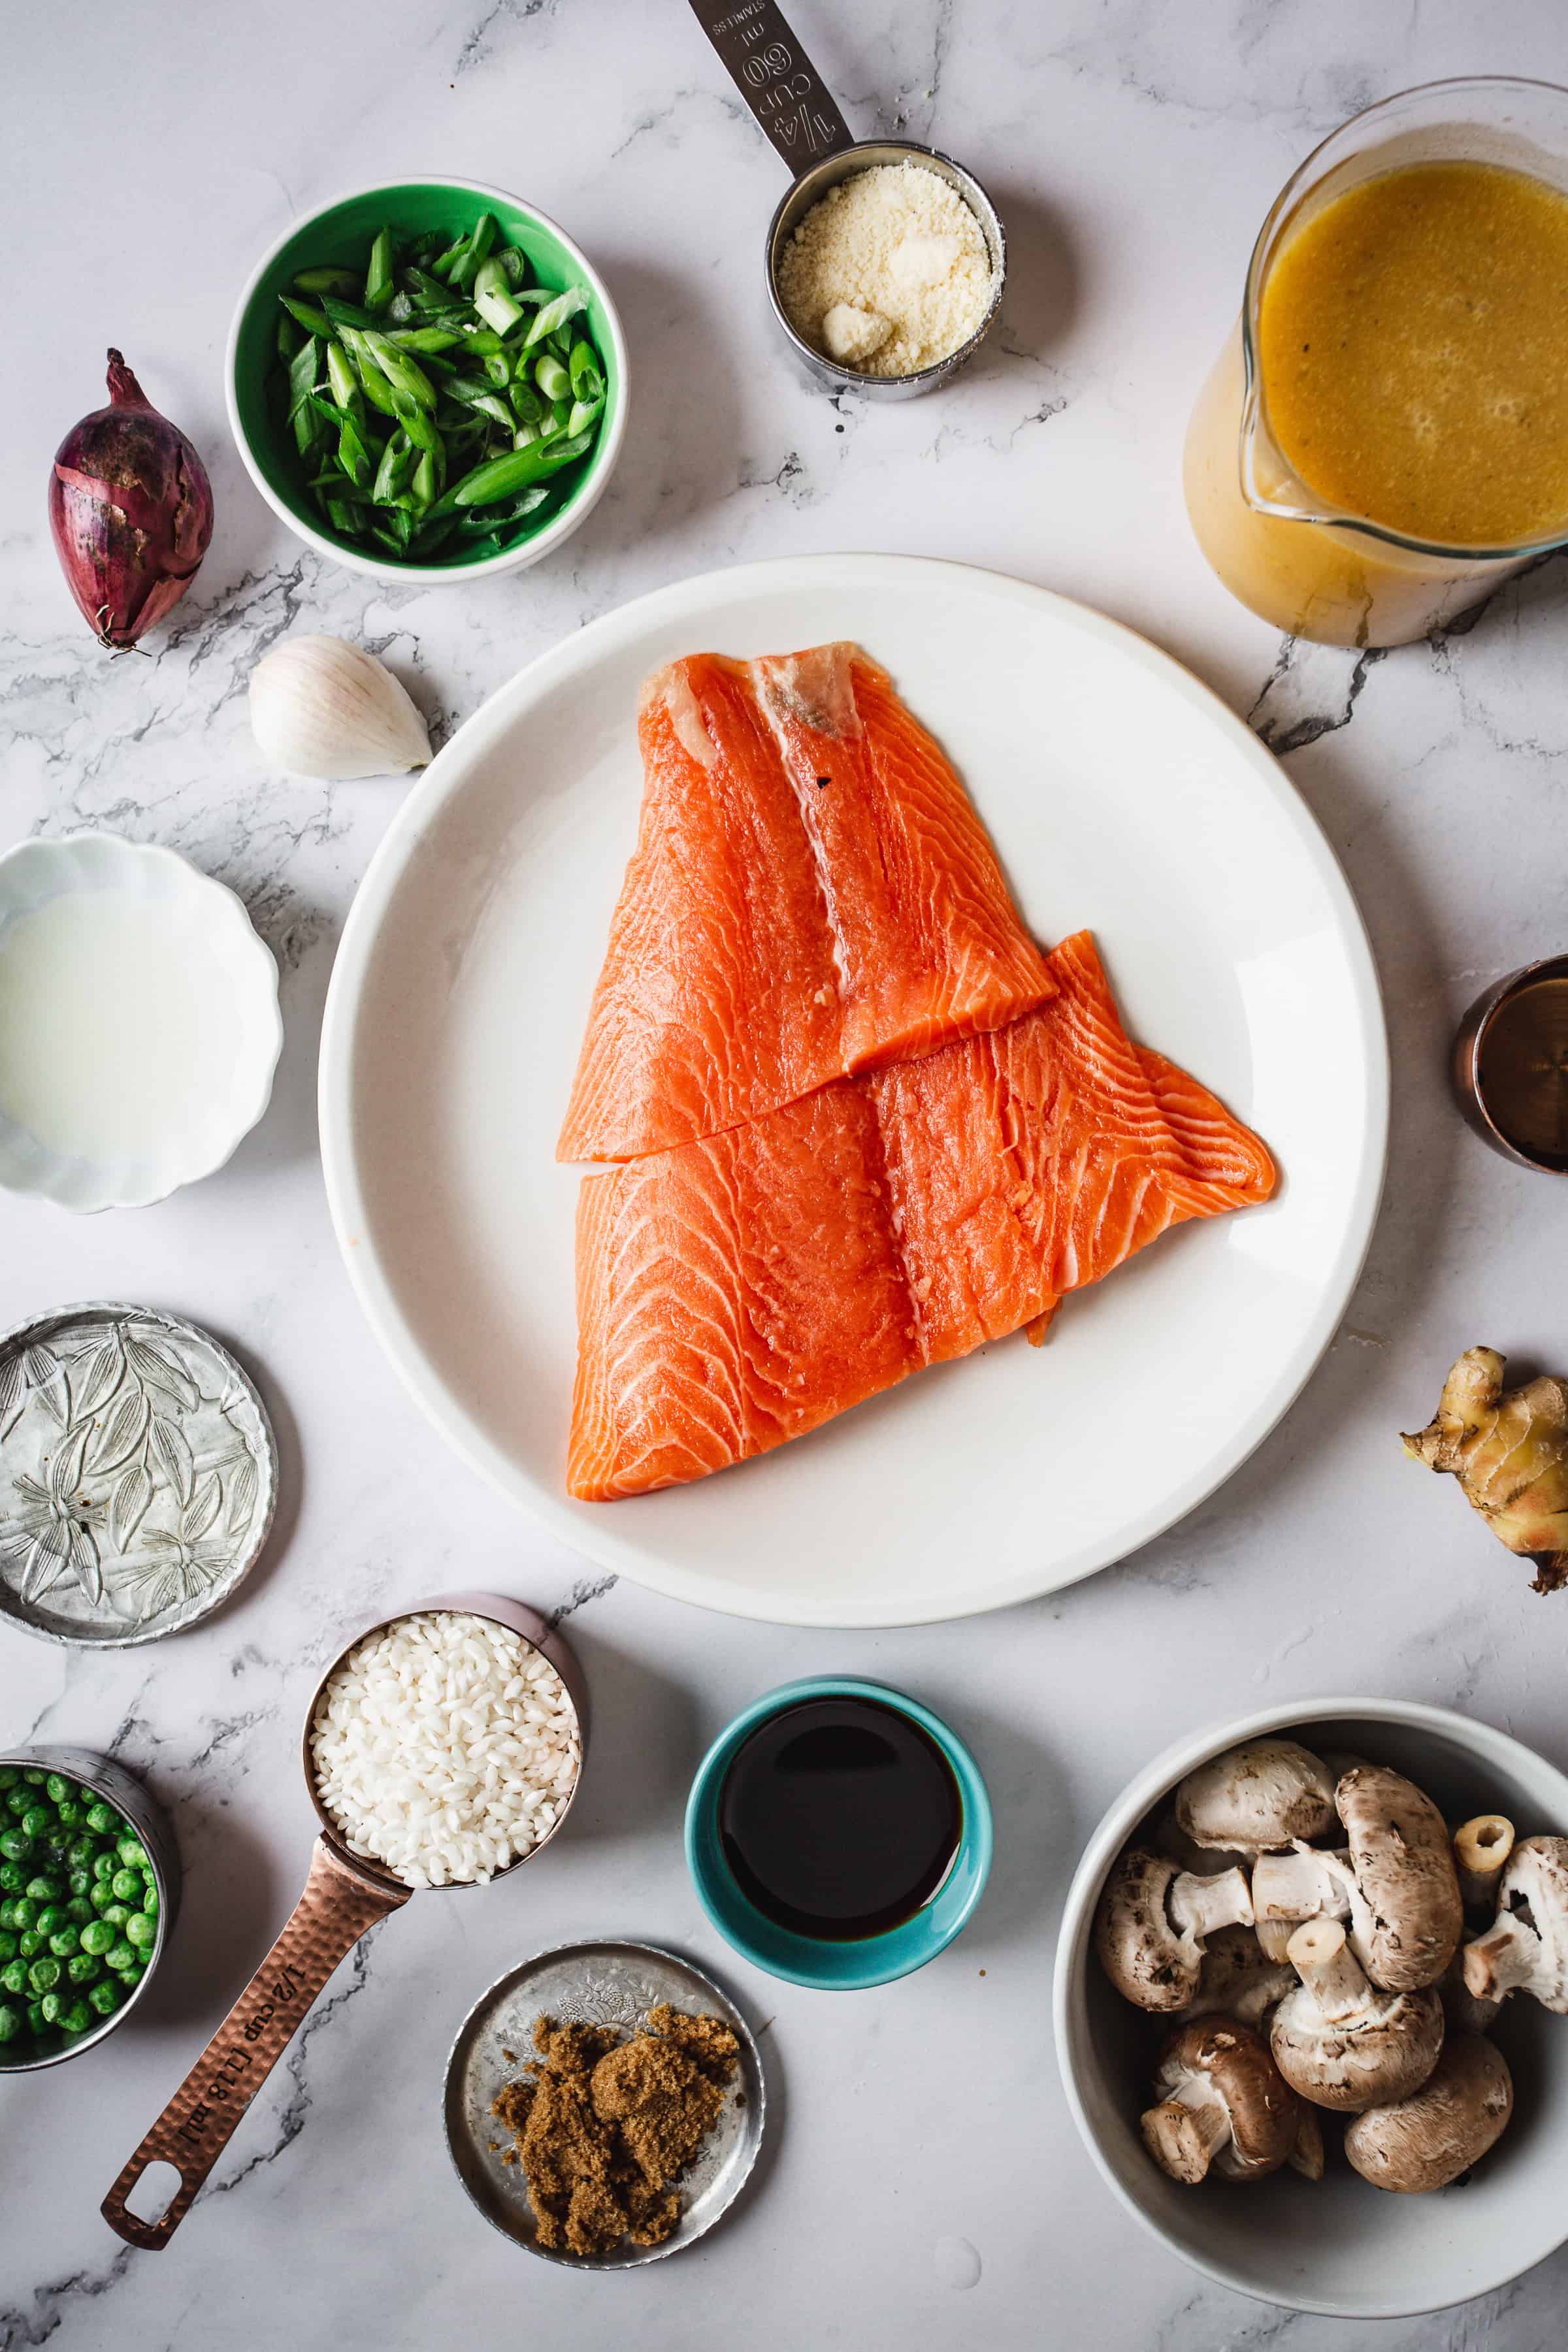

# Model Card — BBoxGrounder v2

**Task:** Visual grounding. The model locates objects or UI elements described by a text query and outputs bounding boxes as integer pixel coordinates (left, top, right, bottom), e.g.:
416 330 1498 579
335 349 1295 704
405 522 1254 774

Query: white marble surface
5 1 1568 2344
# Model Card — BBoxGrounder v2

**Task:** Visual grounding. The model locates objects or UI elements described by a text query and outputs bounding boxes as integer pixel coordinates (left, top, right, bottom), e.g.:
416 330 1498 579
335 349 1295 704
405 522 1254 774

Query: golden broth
1259 159 1568 547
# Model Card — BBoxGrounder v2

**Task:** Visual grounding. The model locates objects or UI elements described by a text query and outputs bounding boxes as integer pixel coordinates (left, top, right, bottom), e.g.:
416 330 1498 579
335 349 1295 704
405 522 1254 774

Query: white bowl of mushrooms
1053 1698 1568 2319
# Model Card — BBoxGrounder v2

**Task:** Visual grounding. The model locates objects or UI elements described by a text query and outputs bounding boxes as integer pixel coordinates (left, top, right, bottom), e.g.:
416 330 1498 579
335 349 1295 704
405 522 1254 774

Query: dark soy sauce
718 1696 962 1940
1479 975 1568 1168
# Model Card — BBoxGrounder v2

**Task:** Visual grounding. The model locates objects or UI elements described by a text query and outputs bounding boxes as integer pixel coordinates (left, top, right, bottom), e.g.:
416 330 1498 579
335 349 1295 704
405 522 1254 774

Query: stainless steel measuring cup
689 0 1007 398
101 1590 585 2250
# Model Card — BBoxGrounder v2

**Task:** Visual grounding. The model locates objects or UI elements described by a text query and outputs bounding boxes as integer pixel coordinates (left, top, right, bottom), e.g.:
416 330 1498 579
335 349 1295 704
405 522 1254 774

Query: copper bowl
1452 953 1568 1172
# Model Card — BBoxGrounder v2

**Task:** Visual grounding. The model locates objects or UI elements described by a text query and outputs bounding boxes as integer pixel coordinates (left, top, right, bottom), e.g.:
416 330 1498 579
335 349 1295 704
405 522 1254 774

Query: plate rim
319 553 1390 1627
440 1934 767 2268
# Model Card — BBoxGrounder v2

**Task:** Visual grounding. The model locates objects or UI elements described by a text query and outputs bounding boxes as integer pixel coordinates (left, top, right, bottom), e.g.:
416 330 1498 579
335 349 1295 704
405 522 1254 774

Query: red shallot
50 350 214 649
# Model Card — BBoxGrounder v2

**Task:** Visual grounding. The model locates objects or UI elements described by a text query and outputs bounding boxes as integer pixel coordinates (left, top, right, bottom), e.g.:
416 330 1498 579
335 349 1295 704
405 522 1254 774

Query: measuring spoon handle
688 0 855 172
102 1838 409 2251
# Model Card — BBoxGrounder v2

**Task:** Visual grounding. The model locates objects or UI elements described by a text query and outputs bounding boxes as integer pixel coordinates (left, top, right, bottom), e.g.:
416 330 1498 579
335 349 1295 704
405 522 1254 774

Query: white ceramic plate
319 556 1386 1627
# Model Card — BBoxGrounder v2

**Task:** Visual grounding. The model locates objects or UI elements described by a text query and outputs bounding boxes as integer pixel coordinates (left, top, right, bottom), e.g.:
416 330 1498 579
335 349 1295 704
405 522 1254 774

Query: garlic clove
249 634 433 780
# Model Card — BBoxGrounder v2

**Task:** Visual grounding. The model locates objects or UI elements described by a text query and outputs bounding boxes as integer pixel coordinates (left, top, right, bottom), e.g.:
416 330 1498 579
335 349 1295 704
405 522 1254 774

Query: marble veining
5 1 1568 2347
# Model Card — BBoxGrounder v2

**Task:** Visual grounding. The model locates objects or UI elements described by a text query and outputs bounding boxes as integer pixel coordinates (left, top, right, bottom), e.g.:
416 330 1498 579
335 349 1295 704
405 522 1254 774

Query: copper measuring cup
688 0 1006 399
101 1590 585 2251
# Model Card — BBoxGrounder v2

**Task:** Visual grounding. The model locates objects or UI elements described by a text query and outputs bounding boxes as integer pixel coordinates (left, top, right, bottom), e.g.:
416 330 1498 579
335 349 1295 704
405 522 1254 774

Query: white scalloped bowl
0 835 282 1213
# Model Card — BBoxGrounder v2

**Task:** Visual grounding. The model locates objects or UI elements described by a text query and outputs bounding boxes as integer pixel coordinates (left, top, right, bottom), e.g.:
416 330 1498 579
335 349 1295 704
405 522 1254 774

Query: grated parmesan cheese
777 161 996 379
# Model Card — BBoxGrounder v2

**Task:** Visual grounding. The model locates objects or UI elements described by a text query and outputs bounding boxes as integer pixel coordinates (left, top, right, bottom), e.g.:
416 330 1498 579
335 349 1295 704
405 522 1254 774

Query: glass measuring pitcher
1185 78 1568 647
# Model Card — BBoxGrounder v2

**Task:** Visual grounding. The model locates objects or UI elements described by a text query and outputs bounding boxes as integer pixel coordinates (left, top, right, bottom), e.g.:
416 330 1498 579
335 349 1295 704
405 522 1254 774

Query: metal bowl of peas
225 177 629 585
0 1747 178 2072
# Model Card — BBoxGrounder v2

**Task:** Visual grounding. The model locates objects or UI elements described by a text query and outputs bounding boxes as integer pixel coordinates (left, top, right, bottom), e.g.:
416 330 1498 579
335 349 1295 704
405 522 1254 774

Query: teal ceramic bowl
685 1677 992 1990
225 177 628 585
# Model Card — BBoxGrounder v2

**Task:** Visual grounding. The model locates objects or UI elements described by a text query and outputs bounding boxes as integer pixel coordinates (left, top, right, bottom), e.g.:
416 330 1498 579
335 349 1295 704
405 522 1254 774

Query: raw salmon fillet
556 645 1053 1162
567 933 1275 1501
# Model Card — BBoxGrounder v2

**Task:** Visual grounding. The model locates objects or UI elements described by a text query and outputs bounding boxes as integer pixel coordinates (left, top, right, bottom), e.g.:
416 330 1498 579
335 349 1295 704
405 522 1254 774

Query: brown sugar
491 2005 740 2258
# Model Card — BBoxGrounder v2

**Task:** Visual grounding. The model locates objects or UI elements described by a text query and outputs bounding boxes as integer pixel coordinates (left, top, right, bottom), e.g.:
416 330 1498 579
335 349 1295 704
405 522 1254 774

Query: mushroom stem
1168 1864 1255 1942
1252 1845 1354 1923
1254 1918 1296 1963
1288 2106 1326 2181
1286 1918 1371 2023
1463 1910 1544 2003
1140 2083 1233 2185
1453 1814 1515 1913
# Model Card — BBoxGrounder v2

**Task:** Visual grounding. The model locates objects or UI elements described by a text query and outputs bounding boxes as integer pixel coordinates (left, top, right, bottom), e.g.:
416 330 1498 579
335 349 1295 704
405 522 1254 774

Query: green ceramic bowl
685 1676 992 1990
225 177 628 585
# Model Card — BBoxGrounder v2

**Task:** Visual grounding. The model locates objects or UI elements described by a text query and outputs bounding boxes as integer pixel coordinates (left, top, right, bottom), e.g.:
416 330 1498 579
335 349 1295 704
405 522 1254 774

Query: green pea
125 1912 155 1952
79 1918 114 1957
87 1978 120 2017
34 1903 65 1936
27 1955 59 1994
0 1767 16 1789
69 1834 98 1869
0 1901 16 1932
25 1999 48 2034
105 1938 137 1973
20 1806 50 1841
44 1774 70 1805
88 1883 114 1914
67 1868 93 1899
142 1884 159 1918
92 1852 117 1882
18 1931 44 1960
12 1897 37 1929
65 1897 92 1926
39 1989 66 2025
48 1927 80 1959
5 1788 31 1815
66 1953 99 1985
54 1797 82 1830
0 1931 15 1965
1 1959 26 1995
0 1828 33 1865
0 2001 20 2043
25 1874 62 1903
102 1903 130 1930
0 1861 23 1893
22 1769 44 1786
85 1801 117 1835
59 1999 93 2034
110 1869 141 1903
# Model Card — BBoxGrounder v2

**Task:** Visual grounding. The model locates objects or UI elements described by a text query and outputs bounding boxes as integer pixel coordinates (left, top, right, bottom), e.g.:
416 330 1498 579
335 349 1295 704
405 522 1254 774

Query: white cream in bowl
0 833 282 1212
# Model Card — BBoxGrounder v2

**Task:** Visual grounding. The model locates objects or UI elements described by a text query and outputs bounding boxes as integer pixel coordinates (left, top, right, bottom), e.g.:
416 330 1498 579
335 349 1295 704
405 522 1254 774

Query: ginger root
1402 1347 1568 1593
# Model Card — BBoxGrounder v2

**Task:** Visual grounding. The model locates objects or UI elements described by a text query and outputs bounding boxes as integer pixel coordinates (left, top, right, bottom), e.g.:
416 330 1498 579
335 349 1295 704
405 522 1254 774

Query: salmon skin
557 645 1054 1162
567 932 1275 1501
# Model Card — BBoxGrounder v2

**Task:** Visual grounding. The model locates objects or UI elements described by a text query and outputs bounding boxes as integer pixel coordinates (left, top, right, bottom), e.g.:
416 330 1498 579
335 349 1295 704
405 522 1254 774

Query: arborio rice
309 1612 581 1888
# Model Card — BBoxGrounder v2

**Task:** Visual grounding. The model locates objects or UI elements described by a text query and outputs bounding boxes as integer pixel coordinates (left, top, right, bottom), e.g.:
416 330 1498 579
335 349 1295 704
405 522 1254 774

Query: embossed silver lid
0 1302 278 1647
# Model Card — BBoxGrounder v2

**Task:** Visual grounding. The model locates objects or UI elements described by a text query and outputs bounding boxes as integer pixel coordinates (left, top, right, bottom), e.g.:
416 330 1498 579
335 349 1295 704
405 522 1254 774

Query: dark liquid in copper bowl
718 1696 961 1941
1479 975 1568 1168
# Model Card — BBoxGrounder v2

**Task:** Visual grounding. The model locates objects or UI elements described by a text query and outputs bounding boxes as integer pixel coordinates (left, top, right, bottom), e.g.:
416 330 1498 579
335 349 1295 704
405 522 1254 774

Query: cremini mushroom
1094 1846 1256 2012
1335 1765 1464 1991
1345 2034 1513 2193
1174 1740 1337 1855
1252 1767 1464 1993
1140 2016 1301 2185
1453 1814 1516 1913
1271 1919 1445 2113
1178 1923 1296 2028
1462 1833 1568 2012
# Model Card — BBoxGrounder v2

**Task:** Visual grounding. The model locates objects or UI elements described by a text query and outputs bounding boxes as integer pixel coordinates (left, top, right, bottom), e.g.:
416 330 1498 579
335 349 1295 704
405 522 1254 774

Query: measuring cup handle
101 1838 408 2251
688 0 855 172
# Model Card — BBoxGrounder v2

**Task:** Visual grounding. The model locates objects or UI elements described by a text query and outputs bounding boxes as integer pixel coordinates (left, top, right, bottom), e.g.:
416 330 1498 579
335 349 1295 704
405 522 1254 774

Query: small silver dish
691 0 1005 399
0 1302 278 1648
444 1938 766 2268
1453 953 1568 1172
0 1746 180 2074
